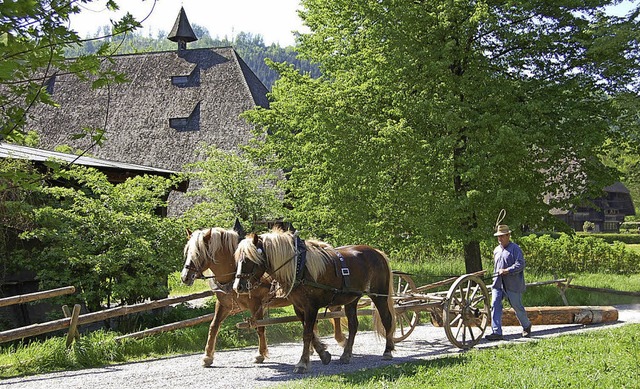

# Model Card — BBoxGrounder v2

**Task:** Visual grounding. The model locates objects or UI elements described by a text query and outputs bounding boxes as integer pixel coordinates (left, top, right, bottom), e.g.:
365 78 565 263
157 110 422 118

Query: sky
69 0 307 47
69 0 637 48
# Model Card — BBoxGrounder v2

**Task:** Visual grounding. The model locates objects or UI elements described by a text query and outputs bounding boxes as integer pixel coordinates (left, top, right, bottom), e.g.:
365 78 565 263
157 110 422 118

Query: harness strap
295 235 307 282
335 251 351 288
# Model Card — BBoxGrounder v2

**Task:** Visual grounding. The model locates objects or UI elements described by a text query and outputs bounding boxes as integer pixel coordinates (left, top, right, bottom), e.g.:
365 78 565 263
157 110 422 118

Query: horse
181 226 346 367
233 229 396 374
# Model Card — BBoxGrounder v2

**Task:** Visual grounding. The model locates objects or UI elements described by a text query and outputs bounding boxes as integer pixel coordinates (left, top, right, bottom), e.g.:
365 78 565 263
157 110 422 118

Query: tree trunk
463 240 482 273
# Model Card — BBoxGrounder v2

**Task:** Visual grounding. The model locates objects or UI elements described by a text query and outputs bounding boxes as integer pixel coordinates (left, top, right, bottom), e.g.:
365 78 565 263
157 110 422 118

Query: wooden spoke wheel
443 273 490 349
392 271 420 342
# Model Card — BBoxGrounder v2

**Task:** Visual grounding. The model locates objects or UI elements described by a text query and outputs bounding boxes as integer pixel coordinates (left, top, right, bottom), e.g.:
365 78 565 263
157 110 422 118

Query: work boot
485 333 503 341
522 325 532 338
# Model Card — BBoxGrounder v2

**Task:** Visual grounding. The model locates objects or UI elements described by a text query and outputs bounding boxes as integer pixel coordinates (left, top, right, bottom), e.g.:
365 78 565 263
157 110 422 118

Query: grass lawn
281 324 640 388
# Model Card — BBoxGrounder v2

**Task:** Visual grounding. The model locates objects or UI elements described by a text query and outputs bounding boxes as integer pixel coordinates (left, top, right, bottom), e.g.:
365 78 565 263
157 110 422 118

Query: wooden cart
238 270 491 350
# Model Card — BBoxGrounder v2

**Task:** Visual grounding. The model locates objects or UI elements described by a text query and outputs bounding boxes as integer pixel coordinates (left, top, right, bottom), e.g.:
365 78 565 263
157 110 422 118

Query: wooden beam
566 284 640 297
0 290 213 344
0 286 76 308
114 313 216 342
501 306 618 326
65 304 81 348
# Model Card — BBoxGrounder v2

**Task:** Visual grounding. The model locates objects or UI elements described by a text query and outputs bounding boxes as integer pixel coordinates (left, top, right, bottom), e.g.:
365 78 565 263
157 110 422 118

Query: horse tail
372 249 396 339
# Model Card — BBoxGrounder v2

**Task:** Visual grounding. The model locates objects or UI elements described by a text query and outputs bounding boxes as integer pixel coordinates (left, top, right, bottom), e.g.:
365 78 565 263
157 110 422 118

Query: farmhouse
550 181 636 232
25 7 268 215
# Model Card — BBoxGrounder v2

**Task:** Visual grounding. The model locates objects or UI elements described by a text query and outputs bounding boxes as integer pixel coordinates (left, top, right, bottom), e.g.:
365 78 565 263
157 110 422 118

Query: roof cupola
167 6 198 51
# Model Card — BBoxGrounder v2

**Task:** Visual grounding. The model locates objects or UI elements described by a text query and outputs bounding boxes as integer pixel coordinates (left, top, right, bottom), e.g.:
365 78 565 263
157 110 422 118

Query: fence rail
0 286 76 308
0 289 213 344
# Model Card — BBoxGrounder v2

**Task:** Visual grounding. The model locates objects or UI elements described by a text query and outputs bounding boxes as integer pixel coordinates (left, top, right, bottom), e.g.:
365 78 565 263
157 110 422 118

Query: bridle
235 238 269 295
183 252 236 292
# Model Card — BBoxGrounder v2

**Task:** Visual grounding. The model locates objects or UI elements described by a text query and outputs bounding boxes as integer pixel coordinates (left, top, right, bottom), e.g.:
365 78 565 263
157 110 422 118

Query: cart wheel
443 273 489 349
392 271 419 342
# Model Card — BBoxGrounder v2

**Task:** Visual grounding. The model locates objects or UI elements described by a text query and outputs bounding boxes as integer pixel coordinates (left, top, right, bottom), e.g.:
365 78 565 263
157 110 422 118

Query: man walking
485 224 532 341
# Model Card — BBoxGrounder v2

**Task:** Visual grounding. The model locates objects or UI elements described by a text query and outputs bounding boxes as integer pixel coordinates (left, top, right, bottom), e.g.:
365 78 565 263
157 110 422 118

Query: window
171 76 189 85
171 66 200 87
169 102 200 132
46 75 56 94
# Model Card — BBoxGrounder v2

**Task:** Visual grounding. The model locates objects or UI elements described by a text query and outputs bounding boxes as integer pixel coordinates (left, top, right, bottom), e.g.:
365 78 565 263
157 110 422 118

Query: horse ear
203 228 212 241
186 228 192 239
233 218 246 240
252 233 259 246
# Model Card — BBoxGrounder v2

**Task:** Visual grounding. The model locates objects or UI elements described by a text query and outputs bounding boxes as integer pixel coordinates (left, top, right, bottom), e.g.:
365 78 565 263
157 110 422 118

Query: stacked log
501 306 618 326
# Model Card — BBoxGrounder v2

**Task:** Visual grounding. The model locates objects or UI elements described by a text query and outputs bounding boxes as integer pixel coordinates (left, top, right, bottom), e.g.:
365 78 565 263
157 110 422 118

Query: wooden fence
0 287 214 346
2 276 638 346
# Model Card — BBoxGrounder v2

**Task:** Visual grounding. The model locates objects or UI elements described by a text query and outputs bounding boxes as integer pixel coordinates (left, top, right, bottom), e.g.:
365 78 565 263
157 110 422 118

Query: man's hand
498 268 509 275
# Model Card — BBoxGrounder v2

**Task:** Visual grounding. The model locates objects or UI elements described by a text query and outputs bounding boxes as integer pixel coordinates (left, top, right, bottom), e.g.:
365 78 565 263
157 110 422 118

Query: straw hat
493 224 511 236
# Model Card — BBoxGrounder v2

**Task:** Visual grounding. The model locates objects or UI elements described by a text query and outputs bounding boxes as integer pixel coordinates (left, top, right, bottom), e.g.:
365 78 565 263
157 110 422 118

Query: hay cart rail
237 270 490 350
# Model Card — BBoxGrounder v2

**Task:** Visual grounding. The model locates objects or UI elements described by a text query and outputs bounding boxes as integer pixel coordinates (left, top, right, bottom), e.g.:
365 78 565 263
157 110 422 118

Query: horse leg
202 300 231 367
339 301 359 364
329 306 347 347
250 302 268 363
293 308 318 374
310 324 331 365
372 295 395 360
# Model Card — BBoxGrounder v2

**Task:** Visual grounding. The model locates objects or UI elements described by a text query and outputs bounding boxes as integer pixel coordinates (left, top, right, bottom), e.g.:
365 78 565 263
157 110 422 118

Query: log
0 286 76 308
0 290 213 344
501 306 618 326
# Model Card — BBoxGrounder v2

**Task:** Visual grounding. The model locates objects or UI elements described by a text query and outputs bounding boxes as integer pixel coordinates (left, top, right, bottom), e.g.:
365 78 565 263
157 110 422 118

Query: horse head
181 227 239 286
233 233 268 295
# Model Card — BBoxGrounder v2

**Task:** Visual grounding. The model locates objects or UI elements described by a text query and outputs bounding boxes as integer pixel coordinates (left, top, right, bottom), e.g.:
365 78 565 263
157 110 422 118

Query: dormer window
169 102 200 132
45 74 56 94
171 66 200 87
171 75 189 85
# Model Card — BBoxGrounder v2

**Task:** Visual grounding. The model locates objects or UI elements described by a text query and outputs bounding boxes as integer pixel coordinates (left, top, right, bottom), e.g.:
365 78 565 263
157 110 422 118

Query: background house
550 181 636 232
25 8 268 215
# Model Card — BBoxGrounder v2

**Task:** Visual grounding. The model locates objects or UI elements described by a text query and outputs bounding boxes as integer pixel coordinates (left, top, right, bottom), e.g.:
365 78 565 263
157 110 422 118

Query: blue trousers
490 287 531 335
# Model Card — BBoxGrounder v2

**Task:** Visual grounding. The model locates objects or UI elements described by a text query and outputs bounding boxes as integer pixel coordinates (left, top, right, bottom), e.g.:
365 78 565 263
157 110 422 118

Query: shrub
518 233 640 274
20 166 186 312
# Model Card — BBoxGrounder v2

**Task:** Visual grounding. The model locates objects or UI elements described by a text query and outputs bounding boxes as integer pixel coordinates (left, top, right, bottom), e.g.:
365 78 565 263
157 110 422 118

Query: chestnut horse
233 229 396 374
181 227 346 367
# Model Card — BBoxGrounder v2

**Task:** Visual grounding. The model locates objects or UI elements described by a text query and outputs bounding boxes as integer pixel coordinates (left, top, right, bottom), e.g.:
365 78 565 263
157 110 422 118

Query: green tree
21 166 184 311
182 145 284 231
244 0 640 271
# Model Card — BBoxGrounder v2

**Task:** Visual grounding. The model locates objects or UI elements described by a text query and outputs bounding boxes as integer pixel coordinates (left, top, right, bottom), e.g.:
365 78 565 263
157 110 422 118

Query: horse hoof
339 356 351 364
319 351 332 365
254 355 265 364
202 356 214 367
382 352 393 360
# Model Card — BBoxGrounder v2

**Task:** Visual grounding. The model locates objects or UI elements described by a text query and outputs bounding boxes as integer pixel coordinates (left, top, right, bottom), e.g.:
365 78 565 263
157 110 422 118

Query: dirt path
2 305 639 389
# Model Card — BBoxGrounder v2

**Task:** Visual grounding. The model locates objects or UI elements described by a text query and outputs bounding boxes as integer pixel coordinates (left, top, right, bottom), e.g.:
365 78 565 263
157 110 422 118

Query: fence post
64 304 82 348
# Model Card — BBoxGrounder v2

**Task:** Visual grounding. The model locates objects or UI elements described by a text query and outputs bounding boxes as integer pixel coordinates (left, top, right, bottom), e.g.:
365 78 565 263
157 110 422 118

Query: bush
20 166 186 312
518 233 640 274
576 232 640 244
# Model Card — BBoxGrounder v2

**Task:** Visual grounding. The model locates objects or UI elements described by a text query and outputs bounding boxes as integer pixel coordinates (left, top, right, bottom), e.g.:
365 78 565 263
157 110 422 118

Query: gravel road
2 304 639 389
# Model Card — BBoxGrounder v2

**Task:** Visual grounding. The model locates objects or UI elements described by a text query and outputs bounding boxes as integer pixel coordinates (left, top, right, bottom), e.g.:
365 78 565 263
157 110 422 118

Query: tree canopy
244 0 640 271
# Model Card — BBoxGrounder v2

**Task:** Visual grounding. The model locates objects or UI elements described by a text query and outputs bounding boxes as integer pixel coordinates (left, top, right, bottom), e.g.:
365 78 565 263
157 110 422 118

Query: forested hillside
65 25 319 90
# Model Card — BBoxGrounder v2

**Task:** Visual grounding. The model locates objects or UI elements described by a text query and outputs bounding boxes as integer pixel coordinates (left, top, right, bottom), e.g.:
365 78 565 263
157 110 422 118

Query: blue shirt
492 241 526 293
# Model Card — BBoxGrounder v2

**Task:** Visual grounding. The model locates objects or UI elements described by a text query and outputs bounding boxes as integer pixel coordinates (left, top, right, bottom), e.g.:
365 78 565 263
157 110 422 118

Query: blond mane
184 227 239 270
237 229 334 292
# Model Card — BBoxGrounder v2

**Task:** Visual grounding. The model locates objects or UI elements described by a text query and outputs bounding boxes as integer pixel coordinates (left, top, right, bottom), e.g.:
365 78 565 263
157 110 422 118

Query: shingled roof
0 142 188 192
27 46 269 172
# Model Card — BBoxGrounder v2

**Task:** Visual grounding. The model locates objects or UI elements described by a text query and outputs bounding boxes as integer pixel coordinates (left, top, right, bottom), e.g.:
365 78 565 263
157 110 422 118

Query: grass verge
282 324 640 388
